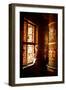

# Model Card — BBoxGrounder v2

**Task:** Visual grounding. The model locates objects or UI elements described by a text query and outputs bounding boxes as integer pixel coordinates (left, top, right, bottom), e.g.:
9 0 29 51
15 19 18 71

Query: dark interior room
20 12 58 78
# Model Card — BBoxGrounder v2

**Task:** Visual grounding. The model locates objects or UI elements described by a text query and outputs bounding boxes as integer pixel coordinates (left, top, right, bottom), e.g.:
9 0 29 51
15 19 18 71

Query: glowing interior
48 22 56 67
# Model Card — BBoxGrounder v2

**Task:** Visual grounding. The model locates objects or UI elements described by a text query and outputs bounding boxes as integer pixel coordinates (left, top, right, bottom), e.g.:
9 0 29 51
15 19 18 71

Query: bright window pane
27 24 32 42
28 24 32 34
27 45 34 63
27 34 32 42
27 24 34 43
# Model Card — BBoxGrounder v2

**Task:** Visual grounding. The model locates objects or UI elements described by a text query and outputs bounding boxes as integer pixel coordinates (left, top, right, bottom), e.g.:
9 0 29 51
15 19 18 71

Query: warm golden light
45 34 48 45
48 22 56 67
27 24 35 43
27 45 34 63
49 44 56 61
27 24 33 42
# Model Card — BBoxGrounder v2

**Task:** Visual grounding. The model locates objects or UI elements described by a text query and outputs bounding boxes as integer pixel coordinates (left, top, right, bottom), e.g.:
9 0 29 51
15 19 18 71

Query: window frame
22 18 38 67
